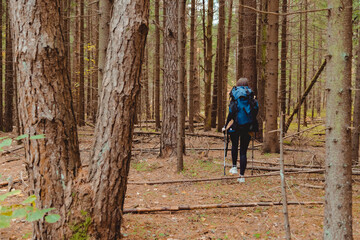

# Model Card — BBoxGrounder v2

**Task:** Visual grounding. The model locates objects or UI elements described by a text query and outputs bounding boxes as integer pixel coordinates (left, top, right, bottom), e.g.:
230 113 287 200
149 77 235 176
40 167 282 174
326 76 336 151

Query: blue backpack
229 86 259 131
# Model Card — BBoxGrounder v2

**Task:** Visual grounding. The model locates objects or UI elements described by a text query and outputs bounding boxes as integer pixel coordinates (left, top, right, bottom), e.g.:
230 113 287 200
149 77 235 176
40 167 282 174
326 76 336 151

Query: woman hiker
222 78 258 183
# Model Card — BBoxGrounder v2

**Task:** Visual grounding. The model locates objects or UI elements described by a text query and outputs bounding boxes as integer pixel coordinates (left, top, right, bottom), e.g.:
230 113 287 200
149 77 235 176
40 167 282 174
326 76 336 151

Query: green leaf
45 214 60 223
0 138 12 150
22 195 36 204
0 190 21 201
22 233 32 239
30 135 45 140
15 134 28 140
26 208 55 222
253 233 261 239
12 208 27 219
0 215 10 228
0 137 7 141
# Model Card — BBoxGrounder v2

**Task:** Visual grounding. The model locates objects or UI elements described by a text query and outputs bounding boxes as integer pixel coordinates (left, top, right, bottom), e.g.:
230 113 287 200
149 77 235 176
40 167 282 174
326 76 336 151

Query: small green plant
254 208 261 213
0 191 60 228
253 233 261 239
0 134 45 151
0 134 59 229
70 210 91 240
131 161 160 172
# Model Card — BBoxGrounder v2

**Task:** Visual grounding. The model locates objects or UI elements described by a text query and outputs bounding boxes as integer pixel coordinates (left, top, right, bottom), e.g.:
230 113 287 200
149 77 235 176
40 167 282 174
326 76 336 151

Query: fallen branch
0 178 26 188
283 123 324 139
251 160 323 169
128 170 326 185
123 201 324 214
134 131 226 139
0 158 21 164
0 145 24 156
297 183 324 189
284 59 327 133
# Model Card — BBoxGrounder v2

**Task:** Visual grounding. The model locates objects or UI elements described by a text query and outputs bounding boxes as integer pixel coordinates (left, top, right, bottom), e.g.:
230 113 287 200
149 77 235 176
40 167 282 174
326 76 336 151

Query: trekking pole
223 120 233 176
251 132 255 175
223 130 227 176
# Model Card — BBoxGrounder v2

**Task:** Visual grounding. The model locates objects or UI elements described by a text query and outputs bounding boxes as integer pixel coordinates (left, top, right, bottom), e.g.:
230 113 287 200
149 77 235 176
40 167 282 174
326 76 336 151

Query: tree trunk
280 0 287 124
145 46 150 120
257 0 267 142
154 0 161 130
10 0 81 237
0 0 3 131
189 0 196 132
97 0 112 93
86 8 92 119
236 0 244 79
177 0 186 171
324 0 353 239
216 0 225 132
78 0 85 126
353 39 360 165
161 0 178 157
297 3 302 132
4 1 13 133
224 0 233 118
65 0 71 80
243 0 257 93
88 0 149 238
193 44 201 119
211 33 219 129
263 0 279 153
303 0 308 127
311 25 316 120
91 1 99 123
204 0 213 131
73 2 80 122
287 27 292 116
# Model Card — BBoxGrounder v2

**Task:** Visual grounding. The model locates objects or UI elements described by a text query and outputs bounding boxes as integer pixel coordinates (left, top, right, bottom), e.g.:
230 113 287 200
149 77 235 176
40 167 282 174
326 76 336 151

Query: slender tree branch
240 3 329 16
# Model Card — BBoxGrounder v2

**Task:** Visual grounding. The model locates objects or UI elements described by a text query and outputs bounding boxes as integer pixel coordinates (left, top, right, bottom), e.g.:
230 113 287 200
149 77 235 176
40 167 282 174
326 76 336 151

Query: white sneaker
237 175 245 183
229 167 238 175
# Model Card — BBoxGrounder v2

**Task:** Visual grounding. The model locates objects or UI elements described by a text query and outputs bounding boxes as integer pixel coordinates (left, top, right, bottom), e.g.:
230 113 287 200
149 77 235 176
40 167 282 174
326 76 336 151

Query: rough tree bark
297 3 303 132
263 0 279 153
237 0 244 79
177 0 186 171
280 0 287 121
86 5 91 118
91 1 99 123
88 0 149 238
78 0 85 126
189 0 196 132
154 0 161 130
287 25 292 116
97 0 112 93
4 0 13 133
224 0 233 115
243 0 257 93
324 0 353 239
303 0 308 127
144 46 150 120
352 36 360 165
161 0 178 157
204 0 213 131
211 36 219 128
216 0 226 132
0 0 3 130
257 0 267 142
10 0 81 237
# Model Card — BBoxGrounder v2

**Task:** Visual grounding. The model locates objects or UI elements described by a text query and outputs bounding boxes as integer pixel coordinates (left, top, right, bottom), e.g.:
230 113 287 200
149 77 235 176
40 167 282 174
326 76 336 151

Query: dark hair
236 78 249 87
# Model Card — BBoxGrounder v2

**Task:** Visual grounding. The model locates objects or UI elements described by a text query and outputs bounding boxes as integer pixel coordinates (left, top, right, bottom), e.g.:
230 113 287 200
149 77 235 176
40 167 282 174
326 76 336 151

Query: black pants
230 129 251 175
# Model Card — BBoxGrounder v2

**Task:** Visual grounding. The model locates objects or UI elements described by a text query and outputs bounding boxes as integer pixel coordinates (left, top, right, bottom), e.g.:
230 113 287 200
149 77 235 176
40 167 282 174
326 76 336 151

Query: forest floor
1 119 360 239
